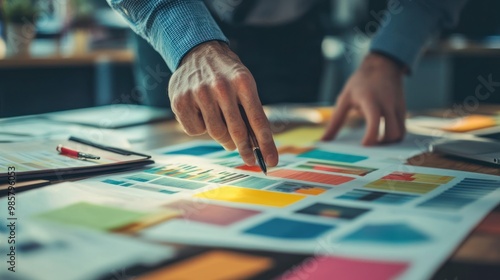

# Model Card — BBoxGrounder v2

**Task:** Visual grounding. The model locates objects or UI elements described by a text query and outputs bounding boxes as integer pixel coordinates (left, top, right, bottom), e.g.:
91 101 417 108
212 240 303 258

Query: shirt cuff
151 1 229 70
370 1 441 72
109 0 228 71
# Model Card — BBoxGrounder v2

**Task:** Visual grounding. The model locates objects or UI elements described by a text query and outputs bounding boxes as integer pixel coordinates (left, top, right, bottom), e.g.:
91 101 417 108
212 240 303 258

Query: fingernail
247 158 256 166
266 154 277 166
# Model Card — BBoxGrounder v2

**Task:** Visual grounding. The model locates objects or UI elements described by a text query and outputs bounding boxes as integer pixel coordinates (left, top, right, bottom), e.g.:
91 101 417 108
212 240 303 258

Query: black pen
238 105 267 175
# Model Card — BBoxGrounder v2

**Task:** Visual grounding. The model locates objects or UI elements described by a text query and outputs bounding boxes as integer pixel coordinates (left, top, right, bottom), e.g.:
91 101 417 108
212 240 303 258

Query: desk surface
3 107 499 279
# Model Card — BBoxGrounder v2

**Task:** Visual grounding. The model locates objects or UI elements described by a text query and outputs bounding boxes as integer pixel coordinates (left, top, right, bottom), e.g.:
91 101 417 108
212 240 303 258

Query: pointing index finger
239 101 278 167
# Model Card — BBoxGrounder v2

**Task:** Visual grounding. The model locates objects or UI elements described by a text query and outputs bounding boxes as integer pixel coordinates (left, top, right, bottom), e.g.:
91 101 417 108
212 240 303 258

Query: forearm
370 0 468 72
107 0 228 71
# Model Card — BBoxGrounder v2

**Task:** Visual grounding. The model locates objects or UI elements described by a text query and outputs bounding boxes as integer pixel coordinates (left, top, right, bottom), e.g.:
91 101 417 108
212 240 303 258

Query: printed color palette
194 186 305 207
337 189 417 205
298 149 368 163
150 177 206 190
268 182 330 195
382 172 454 184
296 161 376 176
231 176 278 189
131 184 179 194
102 179 134 187
269 169 354 186
125 173 159 182
146 163 247 184
364 171 455 194
244 217 332 239
296 203 370 220
365 180 440 194
418 178 500 210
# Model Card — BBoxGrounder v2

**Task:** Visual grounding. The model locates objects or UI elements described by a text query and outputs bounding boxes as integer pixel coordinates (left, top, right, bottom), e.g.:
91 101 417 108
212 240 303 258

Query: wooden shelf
0 49 135 68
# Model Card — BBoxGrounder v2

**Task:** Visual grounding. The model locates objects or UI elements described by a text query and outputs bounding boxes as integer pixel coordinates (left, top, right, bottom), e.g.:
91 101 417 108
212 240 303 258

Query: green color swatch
36 202 148 231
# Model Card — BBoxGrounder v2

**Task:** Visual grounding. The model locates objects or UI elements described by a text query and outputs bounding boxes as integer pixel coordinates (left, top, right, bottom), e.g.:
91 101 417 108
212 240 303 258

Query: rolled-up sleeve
107 0 228 71
370 0 467 71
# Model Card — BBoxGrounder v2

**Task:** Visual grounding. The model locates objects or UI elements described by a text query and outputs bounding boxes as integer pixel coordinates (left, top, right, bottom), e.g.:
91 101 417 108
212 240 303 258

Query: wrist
179 40 235 67
362 52 407 76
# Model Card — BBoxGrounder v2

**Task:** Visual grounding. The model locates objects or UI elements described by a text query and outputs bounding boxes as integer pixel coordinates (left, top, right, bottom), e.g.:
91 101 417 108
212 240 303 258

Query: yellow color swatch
365 180 440 194
296 187 326 195
194 186 305 207
411 174 454 184
138 250 273 280
278 146 314 155
443 115 497 132
274 126 325 146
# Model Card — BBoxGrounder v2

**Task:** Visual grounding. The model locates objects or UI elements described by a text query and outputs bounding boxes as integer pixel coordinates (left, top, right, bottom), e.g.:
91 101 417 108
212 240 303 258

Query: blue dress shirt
108 0 467 72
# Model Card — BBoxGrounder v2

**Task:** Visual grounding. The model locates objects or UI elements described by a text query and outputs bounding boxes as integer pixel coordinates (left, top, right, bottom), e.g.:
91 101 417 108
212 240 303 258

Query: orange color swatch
278 146 314 155
138 251 273 280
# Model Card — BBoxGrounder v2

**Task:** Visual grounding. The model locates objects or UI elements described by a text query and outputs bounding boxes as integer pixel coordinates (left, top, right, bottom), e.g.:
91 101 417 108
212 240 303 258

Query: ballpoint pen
238 105 267 175
57 145 101 160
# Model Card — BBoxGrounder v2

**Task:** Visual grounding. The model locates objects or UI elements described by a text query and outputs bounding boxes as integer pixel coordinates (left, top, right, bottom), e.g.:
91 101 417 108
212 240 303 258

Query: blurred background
1 0 500 118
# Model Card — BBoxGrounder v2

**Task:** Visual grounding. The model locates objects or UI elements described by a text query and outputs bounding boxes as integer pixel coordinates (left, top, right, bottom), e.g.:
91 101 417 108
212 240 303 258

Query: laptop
430 131 500 165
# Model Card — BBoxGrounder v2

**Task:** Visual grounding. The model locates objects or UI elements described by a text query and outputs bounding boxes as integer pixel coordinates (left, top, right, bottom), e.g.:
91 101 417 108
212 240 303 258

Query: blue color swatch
244 217 333 239
341 223 430 244
296 202 370 220
125 173 159 182
418 178 500 210
337 189 417 205
298 150 368 163
150 177 206 190
164 145 225 156
102 179 133 187
231 176 278 189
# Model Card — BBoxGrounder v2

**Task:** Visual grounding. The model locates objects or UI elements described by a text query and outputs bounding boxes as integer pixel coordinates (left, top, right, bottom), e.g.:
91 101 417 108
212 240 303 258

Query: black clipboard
0 136 154 182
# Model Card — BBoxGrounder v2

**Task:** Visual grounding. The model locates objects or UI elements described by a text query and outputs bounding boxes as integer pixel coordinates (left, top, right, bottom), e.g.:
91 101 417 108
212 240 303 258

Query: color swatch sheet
88 141 500 279
3 140 500 280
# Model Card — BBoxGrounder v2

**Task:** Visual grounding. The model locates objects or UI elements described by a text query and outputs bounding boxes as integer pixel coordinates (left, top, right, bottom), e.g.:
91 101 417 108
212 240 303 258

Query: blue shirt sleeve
370 0 468 72
107 0 229 71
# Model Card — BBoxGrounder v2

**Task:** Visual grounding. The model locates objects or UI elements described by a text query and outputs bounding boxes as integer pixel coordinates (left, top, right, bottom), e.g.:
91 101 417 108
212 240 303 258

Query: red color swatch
278 255 408 280
236 165 263 172
269 169 354 186
165 200 260 226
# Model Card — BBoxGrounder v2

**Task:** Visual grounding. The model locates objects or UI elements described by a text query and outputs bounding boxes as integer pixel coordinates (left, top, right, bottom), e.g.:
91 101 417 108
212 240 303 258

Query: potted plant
3 0 38 56
69 0 95 54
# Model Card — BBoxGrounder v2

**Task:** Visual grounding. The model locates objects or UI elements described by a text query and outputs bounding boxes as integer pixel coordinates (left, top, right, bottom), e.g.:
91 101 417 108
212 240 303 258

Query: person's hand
322 53 407 145
168 41 278 167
